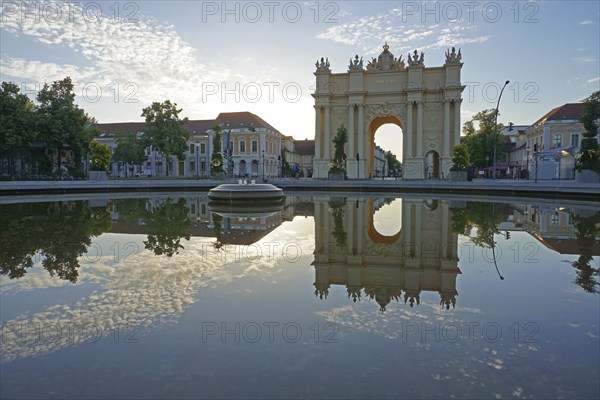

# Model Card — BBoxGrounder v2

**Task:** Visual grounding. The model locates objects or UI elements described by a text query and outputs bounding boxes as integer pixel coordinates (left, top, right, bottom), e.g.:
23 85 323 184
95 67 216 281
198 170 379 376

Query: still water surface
1 194 599 399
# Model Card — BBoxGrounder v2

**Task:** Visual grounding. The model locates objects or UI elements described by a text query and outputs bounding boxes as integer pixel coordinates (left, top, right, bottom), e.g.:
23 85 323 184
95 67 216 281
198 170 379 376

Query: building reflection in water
312 197 461 312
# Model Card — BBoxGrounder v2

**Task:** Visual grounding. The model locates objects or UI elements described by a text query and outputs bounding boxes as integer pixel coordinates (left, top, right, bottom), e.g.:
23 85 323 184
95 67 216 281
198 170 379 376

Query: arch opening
424 150 440 179
368 117 403 179
367 198 402 244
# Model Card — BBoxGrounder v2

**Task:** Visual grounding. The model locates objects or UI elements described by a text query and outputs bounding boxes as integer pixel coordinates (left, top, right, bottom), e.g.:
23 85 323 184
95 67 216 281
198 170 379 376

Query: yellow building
526 103 589 180
96 111 284 178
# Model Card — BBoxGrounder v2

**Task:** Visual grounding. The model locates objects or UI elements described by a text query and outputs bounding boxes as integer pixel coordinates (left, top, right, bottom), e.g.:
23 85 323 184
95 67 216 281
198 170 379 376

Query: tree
0 82 37 176
570 210 600 294
329 125 348 175
0 200 111 283
89 140 111 171
36 77 94 176
144 198 192 256
210 124 224 175
280 148 291 176
385 150 401 175
575 91 600 174
462 109 505 168
112 131 147 177
450 143 470 171
141 100 189 176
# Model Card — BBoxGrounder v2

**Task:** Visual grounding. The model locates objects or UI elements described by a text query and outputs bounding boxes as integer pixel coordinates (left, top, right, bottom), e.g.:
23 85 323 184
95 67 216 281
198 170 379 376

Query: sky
1 0 599 157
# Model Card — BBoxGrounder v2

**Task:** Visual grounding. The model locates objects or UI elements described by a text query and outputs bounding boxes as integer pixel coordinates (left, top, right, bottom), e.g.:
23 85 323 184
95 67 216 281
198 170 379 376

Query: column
406 102 413 157
314 105 321 159
454 100 461 148
443 100 450 157
347 204 354 256
441 204 449 259
324 106 330 159
414 204 422 260
348 104 355 157
358 105 364 178
416 101 423 157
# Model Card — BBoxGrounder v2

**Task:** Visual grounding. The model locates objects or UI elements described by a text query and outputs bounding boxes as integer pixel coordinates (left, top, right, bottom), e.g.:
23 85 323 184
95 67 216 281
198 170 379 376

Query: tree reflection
450 202 510 248
0 201 112 282
571 211 600 294
328 199 347 249
143 198 191 256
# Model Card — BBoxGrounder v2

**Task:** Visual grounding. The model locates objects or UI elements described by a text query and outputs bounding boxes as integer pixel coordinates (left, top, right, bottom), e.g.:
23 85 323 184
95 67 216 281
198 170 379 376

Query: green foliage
36 77 93 170
450 143 470 171
281 148 291 176
575 91 600 173
385 150 402 173
0 82 36 150
329 199 347 249
211 124 224 174
88 140 111 171
329 125 348 175
462 109 505 168
141 100 189 176
0 201 111 282
450 202 510 249
112 131 147 175
571 211 600 294
143 198 192 256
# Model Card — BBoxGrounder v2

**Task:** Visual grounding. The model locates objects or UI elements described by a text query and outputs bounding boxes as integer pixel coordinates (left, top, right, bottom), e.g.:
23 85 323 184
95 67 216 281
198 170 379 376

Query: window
200 143 206 154
552 132 562 148
550 212 560 225
190 161 195 173
189 144 195 154
240 141 246 153
251 141 258 153
571 133 580 148
190 204 196 214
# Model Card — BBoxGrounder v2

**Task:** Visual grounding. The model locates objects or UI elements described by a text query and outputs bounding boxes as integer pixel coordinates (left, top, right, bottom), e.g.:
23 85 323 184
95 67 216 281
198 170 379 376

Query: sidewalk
1 177 598 199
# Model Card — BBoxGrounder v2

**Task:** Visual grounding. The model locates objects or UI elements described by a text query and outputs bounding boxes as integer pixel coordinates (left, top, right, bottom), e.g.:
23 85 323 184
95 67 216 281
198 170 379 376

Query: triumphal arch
312 44 465 179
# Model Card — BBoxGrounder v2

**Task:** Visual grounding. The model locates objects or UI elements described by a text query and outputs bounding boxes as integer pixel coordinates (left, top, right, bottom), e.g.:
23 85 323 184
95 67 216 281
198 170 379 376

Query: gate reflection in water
0 194 598 399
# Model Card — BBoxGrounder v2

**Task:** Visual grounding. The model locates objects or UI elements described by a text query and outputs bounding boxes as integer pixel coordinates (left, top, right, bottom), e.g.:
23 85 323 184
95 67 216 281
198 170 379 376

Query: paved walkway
1 178 598 199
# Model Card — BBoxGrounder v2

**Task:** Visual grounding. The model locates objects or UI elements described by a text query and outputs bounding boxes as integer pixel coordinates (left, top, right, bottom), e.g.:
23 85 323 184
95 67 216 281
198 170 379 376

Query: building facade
96 112 284 178
525 103 589 180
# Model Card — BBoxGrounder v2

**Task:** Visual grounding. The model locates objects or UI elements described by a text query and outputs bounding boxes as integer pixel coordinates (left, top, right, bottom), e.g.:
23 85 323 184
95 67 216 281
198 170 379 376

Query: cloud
586 77 600 84
0 1 250 112
573 57 595 63
0 203 316 364
580 20 593 25
315 7 490 57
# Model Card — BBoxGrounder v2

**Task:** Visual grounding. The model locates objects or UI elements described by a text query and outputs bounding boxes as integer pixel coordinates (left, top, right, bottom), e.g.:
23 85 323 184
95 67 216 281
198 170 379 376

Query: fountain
208 179 285 203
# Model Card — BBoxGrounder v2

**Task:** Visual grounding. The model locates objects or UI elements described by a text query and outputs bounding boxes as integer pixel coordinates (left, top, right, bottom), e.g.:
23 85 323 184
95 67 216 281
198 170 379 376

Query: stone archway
368 115 403 179
424 150 440 179
312 43 465 179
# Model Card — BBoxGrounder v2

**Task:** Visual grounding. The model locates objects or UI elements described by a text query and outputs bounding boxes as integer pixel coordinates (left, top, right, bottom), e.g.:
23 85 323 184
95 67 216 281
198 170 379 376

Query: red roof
216 111 279 133
294 139 315 155
97 112 281 137
533 103 584 126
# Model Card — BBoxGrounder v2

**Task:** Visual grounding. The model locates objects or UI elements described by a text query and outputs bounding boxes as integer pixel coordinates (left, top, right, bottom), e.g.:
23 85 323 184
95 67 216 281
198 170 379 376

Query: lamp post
525 145 530 180
534 143 539 183
493 80 510 180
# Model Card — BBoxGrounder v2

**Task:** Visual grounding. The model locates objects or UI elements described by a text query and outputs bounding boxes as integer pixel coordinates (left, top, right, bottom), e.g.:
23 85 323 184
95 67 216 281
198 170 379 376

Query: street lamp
525 144 530 180
534 143 539 183
493 80 510 180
